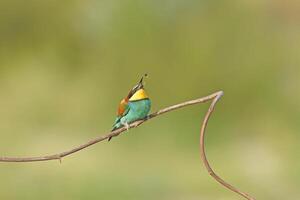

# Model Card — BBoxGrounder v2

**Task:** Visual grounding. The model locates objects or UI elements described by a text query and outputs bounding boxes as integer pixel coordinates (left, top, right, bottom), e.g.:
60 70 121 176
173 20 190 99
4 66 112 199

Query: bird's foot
122 122 130 131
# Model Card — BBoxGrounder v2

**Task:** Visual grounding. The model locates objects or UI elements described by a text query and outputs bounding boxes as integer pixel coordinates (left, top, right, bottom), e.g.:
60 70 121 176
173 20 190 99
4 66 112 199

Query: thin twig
0 91 255 200
199 91 256 200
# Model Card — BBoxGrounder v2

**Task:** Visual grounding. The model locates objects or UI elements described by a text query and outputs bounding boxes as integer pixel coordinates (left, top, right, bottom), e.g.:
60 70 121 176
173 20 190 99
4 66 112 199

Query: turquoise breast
122 99 151 122
113 99 151 130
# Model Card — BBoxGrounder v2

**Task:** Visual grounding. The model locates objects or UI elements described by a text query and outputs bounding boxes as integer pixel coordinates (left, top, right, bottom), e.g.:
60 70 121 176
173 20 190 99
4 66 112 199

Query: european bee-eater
109 74 151 141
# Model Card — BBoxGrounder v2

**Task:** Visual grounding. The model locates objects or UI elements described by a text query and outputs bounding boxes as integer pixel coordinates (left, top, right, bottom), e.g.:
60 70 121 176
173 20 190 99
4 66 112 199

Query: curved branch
0 91 255 200
199 91 256 200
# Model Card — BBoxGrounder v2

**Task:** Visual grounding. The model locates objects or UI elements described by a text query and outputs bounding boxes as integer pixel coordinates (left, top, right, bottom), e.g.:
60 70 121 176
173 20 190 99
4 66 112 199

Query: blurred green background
0 0 299 199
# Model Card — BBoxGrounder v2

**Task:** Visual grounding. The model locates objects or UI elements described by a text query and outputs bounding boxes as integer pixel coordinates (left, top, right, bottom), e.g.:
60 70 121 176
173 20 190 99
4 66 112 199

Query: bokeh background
0 0 299 199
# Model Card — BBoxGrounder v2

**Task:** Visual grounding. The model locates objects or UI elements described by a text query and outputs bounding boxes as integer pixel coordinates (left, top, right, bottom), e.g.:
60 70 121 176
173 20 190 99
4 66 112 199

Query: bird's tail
108 126 118 141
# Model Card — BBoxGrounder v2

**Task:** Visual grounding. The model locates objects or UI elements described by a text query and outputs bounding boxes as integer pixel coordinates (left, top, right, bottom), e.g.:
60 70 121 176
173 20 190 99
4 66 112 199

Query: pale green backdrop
0 0 299 199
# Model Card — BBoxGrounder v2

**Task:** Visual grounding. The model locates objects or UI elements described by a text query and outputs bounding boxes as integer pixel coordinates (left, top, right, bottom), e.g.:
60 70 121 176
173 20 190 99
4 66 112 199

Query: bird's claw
123 122 130 131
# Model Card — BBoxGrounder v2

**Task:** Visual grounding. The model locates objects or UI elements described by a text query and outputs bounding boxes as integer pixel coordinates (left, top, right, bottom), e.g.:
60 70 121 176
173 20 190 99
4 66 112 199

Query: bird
109 74 151 141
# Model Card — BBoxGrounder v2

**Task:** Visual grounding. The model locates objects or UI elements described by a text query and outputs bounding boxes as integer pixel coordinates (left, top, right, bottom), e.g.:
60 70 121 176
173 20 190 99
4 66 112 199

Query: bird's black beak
137 76 144 89
137 74 147 90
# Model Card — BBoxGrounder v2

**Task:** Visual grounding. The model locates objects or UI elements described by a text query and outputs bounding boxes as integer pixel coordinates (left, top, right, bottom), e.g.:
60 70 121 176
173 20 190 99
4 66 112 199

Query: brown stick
199 92 256 200
0 91 255 200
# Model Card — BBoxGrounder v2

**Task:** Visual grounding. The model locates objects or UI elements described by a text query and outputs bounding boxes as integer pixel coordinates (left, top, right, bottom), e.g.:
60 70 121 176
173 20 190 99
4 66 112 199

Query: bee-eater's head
127 74 149 101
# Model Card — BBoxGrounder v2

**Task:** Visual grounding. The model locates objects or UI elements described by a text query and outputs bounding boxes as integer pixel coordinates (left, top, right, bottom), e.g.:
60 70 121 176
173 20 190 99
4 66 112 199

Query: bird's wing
113 99 130 126
118 98 130 117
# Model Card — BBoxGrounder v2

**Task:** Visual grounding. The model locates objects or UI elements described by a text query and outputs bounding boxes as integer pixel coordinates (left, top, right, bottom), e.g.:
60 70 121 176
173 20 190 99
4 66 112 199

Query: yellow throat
129 89 148 101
